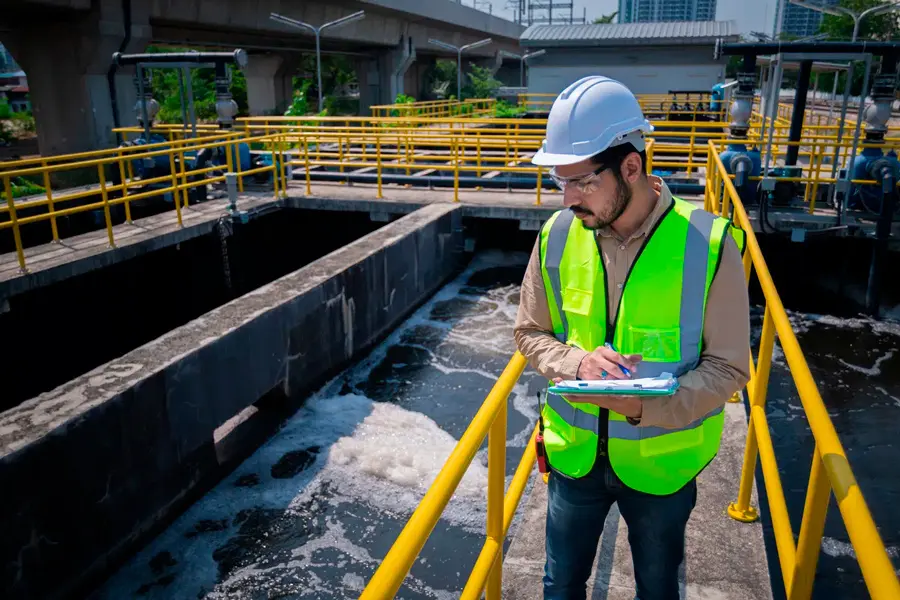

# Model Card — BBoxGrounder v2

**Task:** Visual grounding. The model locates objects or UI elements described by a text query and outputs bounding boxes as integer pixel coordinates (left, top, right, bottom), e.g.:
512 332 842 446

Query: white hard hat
532 76 654 167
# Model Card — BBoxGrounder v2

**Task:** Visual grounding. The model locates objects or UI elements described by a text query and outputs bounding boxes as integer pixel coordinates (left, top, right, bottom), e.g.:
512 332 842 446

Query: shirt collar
597 175 672 242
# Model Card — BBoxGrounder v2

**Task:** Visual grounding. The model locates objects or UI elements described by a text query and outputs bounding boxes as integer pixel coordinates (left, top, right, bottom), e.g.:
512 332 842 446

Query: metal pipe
184 66 197 139
866 167 897 315
829 62 855 221
827 72 839 125
762 56 783 179
177 68 188 135
786 60 812 166
841 54 872 217
113 50 247 66
316 30 323 112
136 64 150 142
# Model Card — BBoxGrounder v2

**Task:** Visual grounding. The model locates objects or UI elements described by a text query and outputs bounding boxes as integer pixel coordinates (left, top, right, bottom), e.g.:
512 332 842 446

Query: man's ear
620 152 643 184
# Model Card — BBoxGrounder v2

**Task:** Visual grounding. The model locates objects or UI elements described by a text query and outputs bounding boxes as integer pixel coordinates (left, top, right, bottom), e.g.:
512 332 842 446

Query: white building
520 21 739 96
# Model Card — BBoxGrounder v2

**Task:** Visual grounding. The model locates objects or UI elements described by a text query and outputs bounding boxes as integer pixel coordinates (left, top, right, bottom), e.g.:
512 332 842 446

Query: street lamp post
788 0 900 42
428 38 493 100
270 10 366 113
500 49 547 88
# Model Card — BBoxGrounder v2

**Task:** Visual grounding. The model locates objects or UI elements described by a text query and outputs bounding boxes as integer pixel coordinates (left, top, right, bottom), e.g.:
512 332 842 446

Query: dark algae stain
270 446 321 479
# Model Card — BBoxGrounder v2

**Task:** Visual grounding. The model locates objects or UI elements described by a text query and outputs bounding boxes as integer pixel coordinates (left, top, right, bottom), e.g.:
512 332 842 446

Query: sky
482 0 615 23
475 0 779 36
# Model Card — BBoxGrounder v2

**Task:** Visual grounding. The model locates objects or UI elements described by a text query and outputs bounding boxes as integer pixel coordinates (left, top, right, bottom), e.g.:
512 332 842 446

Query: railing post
789 445 831 600
167 148 183 228
179 145 190 208
728 305 776 523
3 175 28 272
453 138 460 203
96 163 116 247
376 134 383 200
280 135 289 198
304 136 312 196
535 166 542 206
40 160 59 241
486 400 506 600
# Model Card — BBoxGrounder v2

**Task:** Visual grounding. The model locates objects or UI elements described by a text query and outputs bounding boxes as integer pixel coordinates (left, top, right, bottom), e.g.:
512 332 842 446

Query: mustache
569 206 592 216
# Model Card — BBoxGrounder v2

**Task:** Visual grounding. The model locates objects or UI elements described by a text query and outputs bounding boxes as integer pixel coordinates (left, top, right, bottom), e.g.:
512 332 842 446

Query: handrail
358 142 900 600
1 133 288 272
706 140 900 600
360 352 531 600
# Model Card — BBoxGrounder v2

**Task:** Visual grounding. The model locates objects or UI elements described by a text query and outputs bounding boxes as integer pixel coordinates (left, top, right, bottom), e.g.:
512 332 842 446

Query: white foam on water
95 250 537 599
822 537 900 561
327 395 488 499
838 350 896 377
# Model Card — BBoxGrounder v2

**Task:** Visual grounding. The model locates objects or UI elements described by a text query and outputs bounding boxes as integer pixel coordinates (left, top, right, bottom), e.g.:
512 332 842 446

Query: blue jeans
543 456 697 600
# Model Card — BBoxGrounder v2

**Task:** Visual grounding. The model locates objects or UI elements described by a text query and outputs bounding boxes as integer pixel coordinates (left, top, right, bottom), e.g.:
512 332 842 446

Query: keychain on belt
535 390 549 481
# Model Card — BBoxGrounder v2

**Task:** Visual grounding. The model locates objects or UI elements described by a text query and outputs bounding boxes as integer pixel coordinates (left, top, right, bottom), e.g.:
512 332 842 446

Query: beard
571 173 632 230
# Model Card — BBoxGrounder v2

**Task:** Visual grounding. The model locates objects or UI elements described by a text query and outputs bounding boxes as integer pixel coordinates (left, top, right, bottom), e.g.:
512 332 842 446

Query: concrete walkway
502 400 773 600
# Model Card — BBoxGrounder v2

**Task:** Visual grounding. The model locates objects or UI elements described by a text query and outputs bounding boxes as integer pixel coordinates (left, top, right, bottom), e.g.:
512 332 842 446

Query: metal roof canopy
520 20 740 47
757 55 851 73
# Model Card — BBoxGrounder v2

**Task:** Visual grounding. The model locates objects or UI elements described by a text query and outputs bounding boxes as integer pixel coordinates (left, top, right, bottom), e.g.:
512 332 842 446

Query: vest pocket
562 286 593 317
625 326 681 362
639 427 704 457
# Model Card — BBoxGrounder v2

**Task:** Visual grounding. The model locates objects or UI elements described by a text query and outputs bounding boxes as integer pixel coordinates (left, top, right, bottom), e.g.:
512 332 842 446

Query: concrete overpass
0 0 524 157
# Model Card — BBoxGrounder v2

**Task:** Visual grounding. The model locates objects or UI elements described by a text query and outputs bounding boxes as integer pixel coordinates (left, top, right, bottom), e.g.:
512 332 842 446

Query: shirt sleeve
514 237 588 381
638 235 752 429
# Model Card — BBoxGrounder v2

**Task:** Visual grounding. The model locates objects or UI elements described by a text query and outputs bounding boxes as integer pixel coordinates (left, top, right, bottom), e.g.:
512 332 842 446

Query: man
514 76 751 600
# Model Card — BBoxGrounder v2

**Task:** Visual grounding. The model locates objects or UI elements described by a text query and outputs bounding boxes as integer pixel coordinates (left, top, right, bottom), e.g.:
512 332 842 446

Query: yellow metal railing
239 115 721 193
360 352 534 600
517 92 728 120
370 99 496 120
705 139 900 600
356 141 900 600
1 133 289 272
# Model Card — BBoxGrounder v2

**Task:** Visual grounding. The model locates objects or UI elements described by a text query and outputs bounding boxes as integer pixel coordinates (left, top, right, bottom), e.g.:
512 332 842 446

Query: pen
604 342 632 378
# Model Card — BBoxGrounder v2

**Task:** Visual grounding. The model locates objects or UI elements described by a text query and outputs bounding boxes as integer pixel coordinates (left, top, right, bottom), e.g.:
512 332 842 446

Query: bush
0 98 11 120
11 176 45 199
11 110 35 132
494 99 525 118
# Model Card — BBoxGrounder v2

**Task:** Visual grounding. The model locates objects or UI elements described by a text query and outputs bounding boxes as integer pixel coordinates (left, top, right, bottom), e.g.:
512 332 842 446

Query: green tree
462 63 502 100
593 11 618 24
145 45 249 123
814 1 900 96
426 59 458 99
819 0 900 40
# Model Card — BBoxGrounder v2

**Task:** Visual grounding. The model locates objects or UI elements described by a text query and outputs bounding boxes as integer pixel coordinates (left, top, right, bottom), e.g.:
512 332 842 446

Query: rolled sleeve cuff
636 397 665 428
560 347 588 380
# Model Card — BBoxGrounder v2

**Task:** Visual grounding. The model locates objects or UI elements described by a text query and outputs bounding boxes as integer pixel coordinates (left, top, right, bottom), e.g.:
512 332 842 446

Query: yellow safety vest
538 197 746 495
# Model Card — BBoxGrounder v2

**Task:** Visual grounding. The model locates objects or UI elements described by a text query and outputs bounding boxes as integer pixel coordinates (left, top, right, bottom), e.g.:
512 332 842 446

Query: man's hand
576 346 642 380
552 376 643 418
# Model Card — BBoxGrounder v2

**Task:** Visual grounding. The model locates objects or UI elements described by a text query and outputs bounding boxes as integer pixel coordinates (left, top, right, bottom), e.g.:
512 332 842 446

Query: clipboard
548 374 680 397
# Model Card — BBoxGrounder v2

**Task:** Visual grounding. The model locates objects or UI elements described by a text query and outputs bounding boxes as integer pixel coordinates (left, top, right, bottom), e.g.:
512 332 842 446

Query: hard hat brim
531 149 595 167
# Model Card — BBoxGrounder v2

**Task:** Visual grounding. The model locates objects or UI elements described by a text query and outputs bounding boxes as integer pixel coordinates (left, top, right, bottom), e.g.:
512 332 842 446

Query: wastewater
88 250 900 600
91 250 546 600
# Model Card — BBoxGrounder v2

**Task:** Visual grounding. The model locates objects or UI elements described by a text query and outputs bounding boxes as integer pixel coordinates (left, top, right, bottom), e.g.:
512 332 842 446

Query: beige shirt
514 177 751 430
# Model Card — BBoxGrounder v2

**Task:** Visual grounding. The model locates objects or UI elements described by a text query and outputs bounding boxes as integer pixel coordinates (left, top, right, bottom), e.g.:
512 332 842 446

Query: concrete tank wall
0 204 463 600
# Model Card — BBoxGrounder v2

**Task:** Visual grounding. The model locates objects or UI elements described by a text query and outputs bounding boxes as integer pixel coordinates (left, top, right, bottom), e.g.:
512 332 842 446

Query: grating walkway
502 400 773 600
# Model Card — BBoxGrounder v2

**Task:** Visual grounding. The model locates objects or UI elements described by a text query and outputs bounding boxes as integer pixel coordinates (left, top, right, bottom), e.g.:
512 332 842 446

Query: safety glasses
548 163 610 193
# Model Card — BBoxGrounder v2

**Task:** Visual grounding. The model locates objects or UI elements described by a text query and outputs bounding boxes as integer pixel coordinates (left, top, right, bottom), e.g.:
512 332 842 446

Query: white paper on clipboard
552 372 678 394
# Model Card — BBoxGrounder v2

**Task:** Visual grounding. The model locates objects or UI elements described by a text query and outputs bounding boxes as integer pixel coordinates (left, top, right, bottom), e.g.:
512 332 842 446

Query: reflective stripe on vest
545 391 724 440
538 197 731 494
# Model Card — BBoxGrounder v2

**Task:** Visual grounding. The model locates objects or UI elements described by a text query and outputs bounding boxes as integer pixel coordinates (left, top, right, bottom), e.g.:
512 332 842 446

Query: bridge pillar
245 54 297 116
0 0 151 156
357 35 418 115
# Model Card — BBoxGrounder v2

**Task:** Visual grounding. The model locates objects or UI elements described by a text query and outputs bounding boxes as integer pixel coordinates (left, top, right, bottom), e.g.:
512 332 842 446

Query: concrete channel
0 204 464 599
